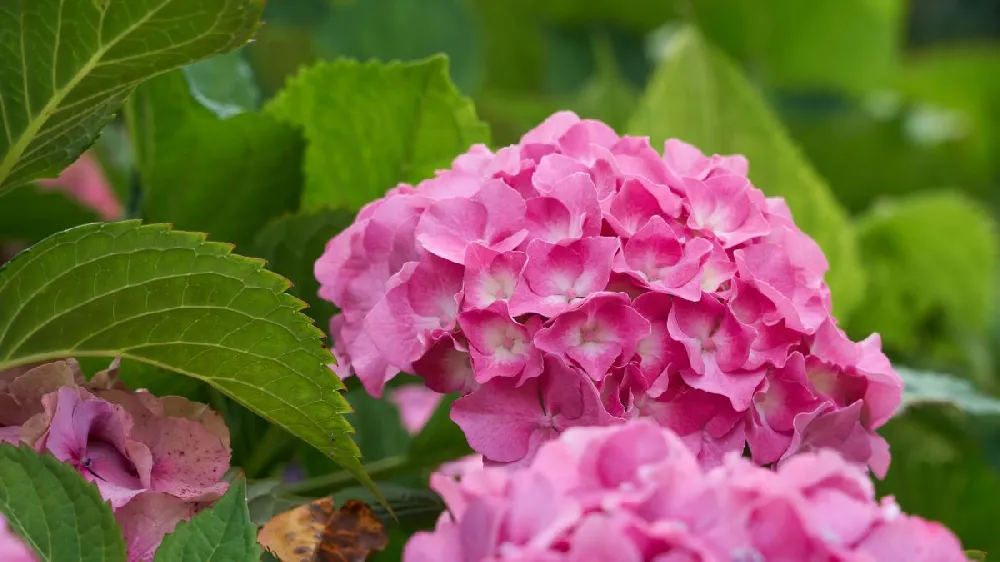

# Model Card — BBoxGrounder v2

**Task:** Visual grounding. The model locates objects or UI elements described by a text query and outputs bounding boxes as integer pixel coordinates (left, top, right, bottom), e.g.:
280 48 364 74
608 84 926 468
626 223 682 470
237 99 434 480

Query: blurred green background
2 0 1000 555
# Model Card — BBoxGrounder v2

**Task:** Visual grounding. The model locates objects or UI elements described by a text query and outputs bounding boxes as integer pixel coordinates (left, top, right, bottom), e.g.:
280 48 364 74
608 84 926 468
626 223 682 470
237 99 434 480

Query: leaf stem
277 455 411 496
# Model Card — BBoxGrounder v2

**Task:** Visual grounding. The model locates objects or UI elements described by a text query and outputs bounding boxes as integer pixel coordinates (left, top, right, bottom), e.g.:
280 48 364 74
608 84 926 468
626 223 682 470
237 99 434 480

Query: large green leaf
129 70 303 251
690 0 903 93
0 184 99 242
0 444 126 562
313 0 482 93
0 0 265 193
0 221 372 491
265 56 490 211
251 208 354 326
154 477 258 562
848 193 997 366
628 27 865 317
181 50 261 119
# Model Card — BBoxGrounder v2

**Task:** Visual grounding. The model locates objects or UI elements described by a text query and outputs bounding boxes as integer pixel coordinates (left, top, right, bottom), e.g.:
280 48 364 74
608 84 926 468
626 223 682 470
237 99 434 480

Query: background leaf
129 71 304 251
0 444 126 562
628 26 866 317
154 477 258 562
897 368 1000 415
0 221 370 491
181 51 261 119
265 56 490 211
251 208 354 326
848 193 998 378
0 0 265 192
0 185 99 243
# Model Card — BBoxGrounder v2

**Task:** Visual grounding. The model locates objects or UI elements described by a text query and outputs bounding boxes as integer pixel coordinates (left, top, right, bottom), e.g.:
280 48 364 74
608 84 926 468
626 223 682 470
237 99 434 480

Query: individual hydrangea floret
0 360 230 562
402 420 966 562
316 111 902 474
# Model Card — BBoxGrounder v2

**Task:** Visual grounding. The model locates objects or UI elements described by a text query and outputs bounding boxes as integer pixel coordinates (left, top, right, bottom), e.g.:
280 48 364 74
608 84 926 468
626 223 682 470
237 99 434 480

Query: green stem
277 455 411 496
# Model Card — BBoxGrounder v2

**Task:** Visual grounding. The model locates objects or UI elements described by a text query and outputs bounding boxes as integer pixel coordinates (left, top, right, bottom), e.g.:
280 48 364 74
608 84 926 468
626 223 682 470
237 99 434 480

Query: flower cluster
0 360 230 561
404 420 965 562
316 111 902 473
0 515 36 562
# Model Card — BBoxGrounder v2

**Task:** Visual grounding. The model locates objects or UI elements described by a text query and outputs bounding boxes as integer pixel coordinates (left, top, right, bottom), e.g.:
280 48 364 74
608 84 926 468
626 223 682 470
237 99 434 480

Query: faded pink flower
1 360 230 562
0 515 37 562
390 385 445 435
403 420 967 562
316 111 902 470
37 152 122 221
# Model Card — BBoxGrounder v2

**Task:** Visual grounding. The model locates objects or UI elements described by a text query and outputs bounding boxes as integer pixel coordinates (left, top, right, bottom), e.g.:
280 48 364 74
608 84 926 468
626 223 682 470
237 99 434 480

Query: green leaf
0 185 99 243
966 550 988 561
0 0 265 193
117 359 208 402
628 27 865 317
154 477 258 562
690 0 904 92
0 444 126 562
265 56 490 211
129 70 304 250
313 0 482 93
181 50 261 119
848 193 998 362
332 483 444 531
0 221 372 492
245 479 307 526
251 208 354 326
897 367 1000 416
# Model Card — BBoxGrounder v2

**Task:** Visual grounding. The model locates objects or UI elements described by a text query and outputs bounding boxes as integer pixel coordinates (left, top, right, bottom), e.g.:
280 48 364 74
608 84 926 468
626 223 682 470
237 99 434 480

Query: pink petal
605 178 681 238
614 215 712 301
684 175 770 248
462 244 526 310
413 335 479 395
459 304 543 385
521 111 581 145
390 386 444 435
509 237 619 317
534 293 651 382
0 515 38 562
116 492 195 562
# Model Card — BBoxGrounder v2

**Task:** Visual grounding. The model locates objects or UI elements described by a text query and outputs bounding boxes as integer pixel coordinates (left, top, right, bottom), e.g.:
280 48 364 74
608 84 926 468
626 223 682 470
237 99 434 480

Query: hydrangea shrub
403 420 966 561
316 111 903 473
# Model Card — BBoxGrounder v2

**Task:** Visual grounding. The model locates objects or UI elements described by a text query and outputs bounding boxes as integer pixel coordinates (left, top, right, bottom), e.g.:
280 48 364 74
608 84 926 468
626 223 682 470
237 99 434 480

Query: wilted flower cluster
404 420 965 562
0 360 230 561
316 111 902 473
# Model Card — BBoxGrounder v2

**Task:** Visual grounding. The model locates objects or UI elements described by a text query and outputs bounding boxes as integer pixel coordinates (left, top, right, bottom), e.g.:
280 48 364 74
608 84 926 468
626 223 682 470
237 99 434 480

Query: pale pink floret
389 385 445 435
316 110 903 471
0 515 37 562
403 421 967 562
37 151 122 221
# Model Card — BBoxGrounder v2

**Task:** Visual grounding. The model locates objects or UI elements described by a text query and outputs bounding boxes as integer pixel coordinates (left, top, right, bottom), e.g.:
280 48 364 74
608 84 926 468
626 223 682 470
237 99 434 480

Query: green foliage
251 208 355 325
181 50 261 119
0 0 265 193
129 70 304 250
314 0 482 92
0 221 370 491
409 395 472 467
154 478 258 562
265 56 490 211
0 444 126 562
691 0 903 93
628 27 865 317
848 193 998 371
899 368 1000 416
0 185 99 243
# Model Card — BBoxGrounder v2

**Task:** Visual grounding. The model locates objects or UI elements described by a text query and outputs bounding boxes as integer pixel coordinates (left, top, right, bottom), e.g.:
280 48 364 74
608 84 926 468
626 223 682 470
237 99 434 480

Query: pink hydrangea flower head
316 111 903 471
0 515 37 562
403 420 967 562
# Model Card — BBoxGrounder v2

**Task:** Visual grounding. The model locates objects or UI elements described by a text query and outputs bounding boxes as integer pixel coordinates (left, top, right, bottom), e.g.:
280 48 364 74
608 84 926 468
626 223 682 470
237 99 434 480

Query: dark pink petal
116 492 195 562
632 293 688 383
535 293 651 382
524 173 603 244
614 215 712 301
735 241 830 335
605 178 682 238
780 401 888 477
684 175 770 248
667 295 762 409
459 304 544 385
413 335 479 395
509 237 619 317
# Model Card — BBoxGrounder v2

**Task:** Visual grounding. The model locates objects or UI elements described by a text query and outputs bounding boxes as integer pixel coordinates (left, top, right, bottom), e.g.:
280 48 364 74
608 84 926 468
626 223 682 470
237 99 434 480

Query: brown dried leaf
258 498 388 562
